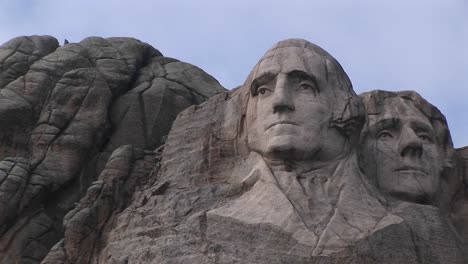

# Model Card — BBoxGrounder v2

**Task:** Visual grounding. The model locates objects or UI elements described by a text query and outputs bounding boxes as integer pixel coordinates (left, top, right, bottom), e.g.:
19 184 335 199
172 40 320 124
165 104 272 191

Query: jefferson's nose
398 126 423 158
272 75 295 113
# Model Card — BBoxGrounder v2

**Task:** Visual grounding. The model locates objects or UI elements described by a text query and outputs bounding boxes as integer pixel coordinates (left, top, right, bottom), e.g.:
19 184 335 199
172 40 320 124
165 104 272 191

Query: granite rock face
0 35 225 264
0 36 466 264
451 146 468 244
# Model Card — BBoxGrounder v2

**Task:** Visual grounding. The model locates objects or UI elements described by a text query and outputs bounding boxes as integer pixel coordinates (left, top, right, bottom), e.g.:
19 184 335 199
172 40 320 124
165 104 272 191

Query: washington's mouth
395 165 427 175
266 121 298 130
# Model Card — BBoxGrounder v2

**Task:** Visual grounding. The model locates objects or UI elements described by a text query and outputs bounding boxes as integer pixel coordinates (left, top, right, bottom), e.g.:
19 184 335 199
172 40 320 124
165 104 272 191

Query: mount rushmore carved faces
359 91 454 205
205 39 399 256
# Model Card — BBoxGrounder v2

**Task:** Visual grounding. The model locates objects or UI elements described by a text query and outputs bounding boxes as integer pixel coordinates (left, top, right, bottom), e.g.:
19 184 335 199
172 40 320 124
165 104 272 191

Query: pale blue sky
1 0 466 147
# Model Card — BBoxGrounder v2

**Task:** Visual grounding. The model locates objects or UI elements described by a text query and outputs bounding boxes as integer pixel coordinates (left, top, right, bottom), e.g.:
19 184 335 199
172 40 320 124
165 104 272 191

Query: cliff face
0 36 466 264
0 35 225 263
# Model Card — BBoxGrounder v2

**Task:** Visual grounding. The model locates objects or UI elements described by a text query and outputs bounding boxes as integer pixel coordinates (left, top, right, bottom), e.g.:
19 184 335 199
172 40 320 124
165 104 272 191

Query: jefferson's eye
377 130 393 140
417 133 431 142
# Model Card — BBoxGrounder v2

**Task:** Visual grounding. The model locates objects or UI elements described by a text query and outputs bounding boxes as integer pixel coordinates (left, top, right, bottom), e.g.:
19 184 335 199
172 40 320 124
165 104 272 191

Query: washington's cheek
298 122 323 142
254 115 268 133
246 116 268 153
299 109 329 138
300 101 329 119
295 127 323 150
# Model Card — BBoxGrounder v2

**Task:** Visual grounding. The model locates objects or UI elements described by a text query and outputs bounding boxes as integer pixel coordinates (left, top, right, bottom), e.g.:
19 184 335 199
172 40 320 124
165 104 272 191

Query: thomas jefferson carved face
360 96 444 204
245 42 349 162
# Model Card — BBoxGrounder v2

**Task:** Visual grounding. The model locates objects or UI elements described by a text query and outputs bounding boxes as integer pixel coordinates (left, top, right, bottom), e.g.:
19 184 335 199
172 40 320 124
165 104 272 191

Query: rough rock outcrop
0 35 225 264
451 147 468 244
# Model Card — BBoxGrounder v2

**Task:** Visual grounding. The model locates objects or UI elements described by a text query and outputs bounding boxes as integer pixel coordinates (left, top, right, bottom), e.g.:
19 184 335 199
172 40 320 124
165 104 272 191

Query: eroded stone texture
450 147 468 245
42 145 159 264
0 36 59 89
0 35 225 264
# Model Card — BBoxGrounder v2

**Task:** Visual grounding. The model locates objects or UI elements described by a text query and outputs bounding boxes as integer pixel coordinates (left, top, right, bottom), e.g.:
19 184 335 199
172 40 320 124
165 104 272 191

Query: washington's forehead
253 47 326 78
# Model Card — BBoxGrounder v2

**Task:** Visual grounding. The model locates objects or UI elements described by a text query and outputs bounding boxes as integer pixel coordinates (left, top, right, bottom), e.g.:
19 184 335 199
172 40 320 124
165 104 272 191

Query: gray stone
450 147 468 245
0 35 225 264
0 36 59 89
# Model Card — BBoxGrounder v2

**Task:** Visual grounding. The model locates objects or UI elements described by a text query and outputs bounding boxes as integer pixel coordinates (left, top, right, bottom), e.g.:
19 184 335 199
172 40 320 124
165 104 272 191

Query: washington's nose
399 127 423 158
272 76 295 113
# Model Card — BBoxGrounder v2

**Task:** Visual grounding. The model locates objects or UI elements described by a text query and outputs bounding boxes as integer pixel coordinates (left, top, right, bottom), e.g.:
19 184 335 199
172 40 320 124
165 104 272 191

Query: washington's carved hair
241 39 365 143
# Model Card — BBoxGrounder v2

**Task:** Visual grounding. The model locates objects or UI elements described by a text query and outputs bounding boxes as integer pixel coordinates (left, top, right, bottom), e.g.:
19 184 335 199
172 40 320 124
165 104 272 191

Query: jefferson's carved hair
359 90 455 171
360 90 453 156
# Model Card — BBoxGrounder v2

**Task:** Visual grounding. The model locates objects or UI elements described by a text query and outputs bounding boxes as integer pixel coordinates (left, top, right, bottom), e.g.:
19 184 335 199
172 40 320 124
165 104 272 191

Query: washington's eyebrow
288 70 319 88
250 71 276 95
250 70 320 96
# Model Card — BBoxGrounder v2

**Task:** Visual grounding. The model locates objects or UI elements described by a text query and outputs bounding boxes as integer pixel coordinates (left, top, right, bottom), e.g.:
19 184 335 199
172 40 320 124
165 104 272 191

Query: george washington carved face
245 39 364 163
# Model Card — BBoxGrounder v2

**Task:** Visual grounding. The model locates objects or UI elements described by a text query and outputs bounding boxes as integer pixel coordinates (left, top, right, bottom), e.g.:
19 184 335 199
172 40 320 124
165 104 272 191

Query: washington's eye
377 130 393 140
298 82 318 96
258 87 269 95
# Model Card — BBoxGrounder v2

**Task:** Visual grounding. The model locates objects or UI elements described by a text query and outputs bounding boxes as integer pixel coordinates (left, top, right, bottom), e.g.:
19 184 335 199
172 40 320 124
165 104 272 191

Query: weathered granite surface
0 35 225 264
0 36 466 263
451 147 468 244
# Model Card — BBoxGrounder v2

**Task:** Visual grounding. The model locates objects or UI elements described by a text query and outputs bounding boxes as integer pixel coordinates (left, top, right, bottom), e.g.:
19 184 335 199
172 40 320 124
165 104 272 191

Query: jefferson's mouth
266 121 298 130
394 166 427 174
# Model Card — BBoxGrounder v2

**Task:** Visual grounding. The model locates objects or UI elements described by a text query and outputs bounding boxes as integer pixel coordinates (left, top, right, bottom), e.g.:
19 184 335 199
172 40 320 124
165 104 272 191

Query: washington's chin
265 135 318 159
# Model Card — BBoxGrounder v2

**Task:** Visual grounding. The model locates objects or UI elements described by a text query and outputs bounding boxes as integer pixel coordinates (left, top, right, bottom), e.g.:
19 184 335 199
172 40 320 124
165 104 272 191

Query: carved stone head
244 39 364 162
359 90 454 205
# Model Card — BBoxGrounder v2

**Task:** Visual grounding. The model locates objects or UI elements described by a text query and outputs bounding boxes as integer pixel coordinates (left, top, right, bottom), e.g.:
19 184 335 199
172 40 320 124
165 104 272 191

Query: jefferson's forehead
369 97 432 127
252 46 327 80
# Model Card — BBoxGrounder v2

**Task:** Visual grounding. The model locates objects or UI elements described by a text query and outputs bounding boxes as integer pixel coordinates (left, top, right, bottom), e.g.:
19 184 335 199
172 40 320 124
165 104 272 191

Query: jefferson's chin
382 173 436 204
